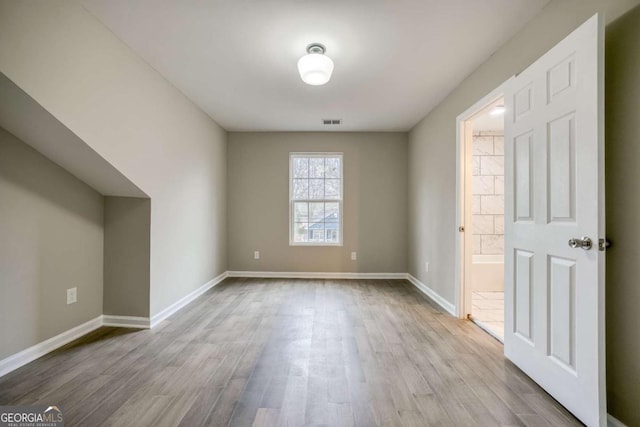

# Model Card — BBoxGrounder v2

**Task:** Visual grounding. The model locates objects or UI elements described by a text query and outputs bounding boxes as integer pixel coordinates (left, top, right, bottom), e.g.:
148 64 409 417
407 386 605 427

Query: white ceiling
81 0 549 132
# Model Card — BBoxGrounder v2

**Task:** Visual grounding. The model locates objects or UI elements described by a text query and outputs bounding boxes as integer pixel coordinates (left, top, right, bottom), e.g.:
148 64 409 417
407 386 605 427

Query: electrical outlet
425 262 429 272
254 251 260 260
351 252 357 261
67 287 77 305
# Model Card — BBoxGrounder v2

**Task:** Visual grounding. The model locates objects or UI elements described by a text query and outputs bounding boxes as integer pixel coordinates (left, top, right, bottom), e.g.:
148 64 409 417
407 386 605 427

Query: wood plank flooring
0 278 582 426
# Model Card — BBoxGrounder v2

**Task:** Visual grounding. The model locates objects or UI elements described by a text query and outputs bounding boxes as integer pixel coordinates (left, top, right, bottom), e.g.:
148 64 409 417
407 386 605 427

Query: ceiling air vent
322 119 342 125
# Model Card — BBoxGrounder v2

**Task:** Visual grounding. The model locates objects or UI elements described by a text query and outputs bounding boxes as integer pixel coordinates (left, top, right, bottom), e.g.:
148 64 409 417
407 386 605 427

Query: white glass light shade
490 105 506 116
297 53 334 86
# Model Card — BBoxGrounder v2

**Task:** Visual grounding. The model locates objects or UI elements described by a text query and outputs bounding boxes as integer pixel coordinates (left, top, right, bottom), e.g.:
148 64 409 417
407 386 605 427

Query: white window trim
289 152 344 246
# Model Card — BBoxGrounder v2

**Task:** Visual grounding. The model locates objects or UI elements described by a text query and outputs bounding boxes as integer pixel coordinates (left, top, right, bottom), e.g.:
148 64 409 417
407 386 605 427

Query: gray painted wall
604 6 640 425
0 1 227 317
1 0 637 422
0 127 103 359
407 1 640 423
103 197 151 318
228 132 407 273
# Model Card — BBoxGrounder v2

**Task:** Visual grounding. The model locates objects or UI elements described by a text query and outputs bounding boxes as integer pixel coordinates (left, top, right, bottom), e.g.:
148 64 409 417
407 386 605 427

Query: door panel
514 249 533 341
514 132 533 221
547 113 576 222
547 54 575 102
548 255 576 372
504 14 605 427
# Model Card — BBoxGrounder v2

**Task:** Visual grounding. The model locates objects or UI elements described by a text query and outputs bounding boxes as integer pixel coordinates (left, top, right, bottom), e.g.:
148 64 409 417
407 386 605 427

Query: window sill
290 243 343 247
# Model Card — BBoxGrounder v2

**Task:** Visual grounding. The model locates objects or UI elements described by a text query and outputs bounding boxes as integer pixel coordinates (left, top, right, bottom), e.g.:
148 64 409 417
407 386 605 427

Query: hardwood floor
0 278 582 426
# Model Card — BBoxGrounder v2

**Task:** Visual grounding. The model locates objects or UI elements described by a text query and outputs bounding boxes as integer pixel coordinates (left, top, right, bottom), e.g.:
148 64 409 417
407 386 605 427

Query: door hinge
459 226 465 232
598 238 611 251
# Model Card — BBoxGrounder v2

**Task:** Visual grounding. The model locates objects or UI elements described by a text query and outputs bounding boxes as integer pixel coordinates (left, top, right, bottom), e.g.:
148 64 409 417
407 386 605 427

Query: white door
504 14 605 427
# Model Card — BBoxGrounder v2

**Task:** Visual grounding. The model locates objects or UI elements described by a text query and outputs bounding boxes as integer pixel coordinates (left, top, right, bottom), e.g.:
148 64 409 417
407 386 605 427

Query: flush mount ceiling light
490 105 506 116
297 43 334 86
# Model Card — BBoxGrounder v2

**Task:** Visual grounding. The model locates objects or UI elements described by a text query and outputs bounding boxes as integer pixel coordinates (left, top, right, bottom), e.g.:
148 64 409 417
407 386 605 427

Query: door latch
598 238 611 251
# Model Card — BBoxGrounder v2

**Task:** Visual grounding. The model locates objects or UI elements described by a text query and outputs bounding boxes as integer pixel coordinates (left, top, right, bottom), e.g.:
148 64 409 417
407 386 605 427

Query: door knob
568 236 592 250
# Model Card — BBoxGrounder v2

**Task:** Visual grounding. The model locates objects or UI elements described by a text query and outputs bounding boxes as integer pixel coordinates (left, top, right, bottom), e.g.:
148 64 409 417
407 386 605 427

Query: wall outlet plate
254 251 260 260
351 252 357 261
67 287 77 305
425 262 429 272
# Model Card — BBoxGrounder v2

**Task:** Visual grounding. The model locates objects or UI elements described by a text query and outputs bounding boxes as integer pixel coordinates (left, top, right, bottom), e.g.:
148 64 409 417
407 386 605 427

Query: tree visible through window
290 153 343 245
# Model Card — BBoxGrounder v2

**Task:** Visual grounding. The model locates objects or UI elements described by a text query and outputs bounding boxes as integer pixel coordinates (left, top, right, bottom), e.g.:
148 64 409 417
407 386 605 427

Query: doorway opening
456 88 506 342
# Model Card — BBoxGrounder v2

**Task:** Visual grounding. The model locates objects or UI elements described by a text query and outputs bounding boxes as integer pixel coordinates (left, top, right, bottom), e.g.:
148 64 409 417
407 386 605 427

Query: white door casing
504 14 605 427
455 83 509 320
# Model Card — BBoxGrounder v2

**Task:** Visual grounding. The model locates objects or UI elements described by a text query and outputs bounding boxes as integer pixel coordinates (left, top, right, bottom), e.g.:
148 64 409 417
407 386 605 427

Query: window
290 153 343 245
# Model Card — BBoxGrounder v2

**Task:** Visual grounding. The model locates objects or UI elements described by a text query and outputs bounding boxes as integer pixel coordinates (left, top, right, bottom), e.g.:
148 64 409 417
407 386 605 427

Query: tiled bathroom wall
472 131 504 255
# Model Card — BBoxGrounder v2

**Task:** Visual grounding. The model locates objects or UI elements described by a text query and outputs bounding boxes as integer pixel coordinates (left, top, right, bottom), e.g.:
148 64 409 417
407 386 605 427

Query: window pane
325 157 341 178
293 157 309 178
292 179 309 200
310 227 325 242
325 179 340 199
326 227 339 243
309 179 324 199
290 153 342 245
293 223 309 242
293 202 308 222
309 158 325 178
325 202 339 222
309 202 325 222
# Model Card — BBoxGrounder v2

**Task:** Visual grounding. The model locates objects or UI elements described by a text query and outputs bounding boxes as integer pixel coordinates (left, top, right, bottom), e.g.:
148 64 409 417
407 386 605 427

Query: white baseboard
102 315 150 329
227 271 407 280
0 315 103 378
406 274 456 316
608 414 627 427
0 272 229 379
0 271 623 427
150 271 229 328
0 272 450 380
